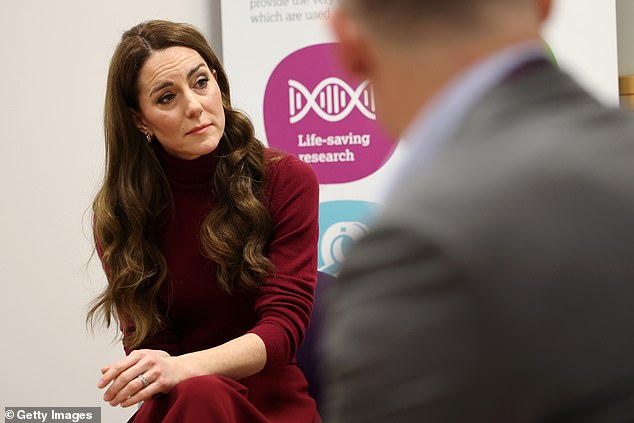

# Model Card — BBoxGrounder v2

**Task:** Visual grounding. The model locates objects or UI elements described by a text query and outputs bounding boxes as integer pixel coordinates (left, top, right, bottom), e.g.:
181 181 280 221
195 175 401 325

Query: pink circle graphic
264 43 396 184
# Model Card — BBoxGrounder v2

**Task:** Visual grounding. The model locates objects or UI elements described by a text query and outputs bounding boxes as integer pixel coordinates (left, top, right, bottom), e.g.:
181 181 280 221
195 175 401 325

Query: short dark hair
340 0 525 35
342 0 476 17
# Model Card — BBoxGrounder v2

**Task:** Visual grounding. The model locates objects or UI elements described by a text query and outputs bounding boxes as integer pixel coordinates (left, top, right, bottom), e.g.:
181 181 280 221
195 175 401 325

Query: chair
296 271 336 412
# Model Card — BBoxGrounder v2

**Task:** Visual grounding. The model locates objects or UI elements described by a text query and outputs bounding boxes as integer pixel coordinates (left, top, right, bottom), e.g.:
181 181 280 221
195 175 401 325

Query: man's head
331 0 552 136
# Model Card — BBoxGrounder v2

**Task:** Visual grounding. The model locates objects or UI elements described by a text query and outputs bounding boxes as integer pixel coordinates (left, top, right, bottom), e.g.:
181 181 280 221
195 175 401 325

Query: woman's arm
98 333 265 407
175 333 266 380
94 228 182 358
247 153 320 368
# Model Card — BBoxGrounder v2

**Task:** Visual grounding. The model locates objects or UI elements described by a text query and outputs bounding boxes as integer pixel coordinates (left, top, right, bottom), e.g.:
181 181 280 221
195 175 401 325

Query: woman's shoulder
262 147 319 213
263 147 318 183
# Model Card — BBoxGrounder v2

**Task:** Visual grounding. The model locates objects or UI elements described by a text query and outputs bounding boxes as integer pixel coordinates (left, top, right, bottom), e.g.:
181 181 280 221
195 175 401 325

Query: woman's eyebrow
149 63 207 97
187 63 207 79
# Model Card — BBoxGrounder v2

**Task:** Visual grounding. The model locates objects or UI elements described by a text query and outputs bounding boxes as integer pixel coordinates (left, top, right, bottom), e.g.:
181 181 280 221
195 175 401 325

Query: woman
87 20 320 422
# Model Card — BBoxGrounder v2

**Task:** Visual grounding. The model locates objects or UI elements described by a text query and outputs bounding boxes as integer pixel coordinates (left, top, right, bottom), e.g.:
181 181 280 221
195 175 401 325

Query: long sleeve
248 154 320 368
120 322 181 357
93 222 181 357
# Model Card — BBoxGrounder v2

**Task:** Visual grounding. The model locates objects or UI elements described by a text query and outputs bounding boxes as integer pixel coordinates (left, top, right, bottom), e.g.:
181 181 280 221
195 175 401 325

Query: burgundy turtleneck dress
125 147 321 422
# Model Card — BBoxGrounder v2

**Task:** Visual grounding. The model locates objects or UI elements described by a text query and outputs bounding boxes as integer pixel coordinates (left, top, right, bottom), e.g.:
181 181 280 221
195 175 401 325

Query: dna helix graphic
288 77 376 124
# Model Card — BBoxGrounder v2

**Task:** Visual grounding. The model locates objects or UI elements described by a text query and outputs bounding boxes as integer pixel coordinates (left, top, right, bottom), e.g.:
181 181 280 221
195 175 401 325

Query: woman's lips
186 123 212 135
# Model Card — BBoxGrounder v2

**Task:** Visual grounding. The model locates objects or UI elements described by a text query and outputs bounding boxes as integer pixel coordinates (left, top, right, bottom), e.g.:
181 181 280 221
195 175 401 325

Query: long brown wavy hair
87 20 274 349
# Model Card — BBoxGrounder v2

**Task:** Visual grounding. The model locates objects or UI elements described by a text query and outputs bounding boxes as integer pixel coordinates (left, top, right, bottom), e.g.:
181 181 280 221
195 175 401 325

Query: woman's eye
196 77 210 89
158 93 175 104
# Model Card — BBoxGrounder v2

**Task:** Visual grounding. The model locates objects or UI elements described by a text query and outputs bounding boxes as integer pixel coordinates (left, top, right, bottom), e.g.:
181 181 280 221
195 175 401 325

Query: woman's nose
184 91 203 117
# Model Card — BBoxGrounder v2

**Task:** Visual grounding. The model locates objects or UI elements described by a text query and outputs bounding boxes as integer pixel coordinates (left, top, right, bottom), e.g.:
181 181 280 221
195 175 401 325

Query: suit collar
449 60 595 154
380 42 550 203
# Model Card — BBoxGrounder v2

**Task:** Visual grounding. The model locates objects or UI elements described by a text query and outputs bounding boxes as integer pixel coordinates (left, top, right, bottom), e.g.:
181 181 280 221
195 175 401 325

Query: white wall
0 1 220 421
0 0 619 421
543 0 619 105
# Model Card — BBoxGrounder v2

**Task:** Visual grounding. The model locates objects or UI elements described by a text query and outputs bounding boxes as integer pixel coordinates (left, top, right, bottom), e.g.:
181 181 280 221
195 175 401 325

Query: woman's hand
97 334 267 408
97 349 187 408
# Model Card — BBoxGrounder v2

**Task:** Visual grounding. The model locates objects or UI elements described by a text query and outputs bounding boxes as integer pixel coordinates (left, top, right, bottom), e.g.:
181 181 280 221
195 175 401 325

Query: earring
145 133 153 143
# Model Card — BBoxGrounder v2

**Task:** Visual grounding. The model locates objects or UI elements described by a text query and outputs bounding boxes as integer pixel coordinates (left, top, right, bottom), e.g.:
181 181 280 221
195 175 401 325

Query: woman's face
132 46 226 160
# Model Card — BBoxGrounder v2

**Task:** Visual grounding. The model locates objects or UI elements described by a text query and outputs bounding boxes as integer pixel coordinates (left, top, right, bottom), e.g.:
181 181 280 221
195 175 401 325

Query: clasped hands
97 349 187 408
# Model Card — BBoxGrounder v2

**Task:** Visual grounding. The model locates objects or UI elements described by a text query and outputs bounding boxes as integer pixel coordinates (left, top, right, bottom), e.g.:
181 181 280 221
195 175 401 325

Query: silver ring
137 374 150 388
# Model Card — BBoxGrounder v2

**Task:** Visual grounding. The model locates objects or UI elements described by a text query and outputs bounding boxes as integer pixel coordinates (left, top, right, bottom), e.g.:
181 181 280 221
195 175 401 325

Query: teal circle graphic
318 200 380 276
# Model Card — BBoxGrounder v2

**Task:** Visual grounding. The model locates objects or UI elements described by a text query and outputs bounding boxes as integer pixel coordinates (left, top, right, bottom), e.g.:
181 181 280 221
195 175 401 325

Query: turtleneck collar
156 145 218 188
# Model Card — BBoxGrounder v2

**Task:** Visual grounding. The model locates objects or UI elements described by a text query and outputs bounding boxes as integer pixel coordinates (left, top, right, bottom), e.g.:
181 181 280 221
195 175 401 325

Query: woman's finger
97 352 143 389
104 360 155 404
109 372 151 406
118 376 164 408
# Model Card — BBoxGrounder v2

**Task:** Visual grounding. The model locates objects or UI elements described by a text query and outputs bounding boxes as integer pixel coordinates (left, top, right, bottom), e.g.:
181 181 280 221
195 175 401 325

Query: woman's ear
212 69 218 81
129 108 150 134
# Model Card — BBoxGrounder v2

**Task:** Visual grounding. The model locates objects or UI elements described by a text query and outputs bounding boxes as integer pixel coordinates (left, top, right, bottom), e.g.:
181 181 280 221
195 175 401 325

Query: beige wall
616 0 634 108
617 0 634 75
0 1 220 421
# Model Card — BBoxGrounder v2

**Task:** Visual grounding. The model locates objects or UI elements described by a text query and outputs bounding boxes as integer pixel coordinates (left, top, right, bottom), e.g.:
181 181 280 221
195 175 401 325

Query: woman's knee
172 375 248 402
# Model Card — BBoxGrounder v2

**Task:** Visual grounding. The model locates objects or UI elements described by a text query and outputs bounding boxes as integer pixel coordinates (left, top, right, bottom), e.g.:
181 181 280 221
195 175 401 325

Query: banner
222 0 402 278
221 0 619 277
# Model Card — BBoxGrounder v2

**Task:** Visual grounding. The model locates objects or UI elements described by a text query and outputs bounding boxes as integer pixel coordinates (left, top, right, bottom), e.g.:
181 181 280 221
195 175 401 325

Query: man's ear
535 0 552 23
330 8 373 80
129 108 150 134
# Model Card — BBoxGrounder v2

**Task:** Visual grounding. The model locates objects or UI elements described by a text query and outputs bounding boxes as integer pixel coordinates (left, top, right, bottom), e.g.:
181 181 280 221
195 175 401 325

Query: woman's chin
197 139 220 156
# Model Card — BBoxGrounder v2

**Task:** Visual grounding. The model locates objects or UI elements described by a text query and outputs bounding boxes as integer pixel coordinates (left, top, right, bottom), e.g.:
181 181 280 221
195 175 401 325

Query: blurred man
323 1 634 421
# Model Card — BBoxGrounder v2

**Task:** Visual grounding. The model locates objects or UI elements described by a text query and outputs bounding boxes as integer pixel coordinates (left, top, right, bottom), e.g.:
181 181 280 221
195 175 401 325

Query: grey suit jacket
323 61 634 422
